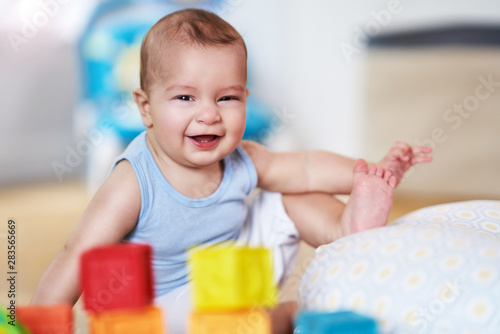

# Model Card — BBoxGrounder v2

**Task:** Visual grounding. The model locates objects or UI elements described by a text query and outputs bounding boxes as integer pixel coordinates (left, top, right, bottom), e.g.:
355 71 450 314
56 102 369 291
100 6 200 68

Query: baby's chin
183 152 227 169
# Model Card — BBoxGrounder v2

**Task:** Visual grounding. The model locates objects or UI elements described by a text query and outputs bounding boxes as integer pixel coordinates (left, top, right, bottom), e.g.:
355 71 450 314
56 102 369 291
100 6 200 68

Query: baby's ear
133 88 153 127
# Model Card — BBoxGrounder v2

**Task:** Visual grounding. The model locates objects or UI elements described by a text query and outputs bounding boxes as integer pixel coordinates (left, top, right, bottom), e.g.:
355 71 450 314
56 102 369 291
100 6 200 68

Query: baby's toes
388 175 397 188
382 169 393 183
382 169 397 188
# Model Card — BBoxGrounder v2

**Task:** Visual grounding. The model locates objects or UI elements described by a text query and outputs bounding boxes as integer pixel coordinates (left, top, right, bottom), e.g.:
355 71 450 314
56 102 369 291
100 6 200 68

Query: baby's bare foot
341 159 396 234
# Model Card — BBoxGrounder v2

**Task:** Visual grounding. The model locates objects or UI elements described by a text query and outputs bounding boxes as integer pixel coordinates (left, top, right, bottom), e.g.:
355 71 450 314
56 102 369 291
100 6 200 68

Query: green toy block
1 307 29 334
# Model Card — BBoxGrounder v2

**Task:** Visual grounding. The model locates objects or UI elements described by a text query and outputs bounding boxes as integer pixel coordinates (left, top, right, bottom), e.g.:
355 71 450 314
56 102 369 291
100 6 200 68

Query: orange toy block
189 309 271 334
16 304 72 334
88 305 165 334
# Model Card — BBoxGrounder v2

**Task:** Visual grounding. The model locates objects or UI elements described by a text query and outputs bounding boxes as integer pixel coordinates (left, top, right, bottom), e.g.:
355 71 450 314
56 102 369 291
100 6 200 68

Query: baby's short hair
140 8 247 92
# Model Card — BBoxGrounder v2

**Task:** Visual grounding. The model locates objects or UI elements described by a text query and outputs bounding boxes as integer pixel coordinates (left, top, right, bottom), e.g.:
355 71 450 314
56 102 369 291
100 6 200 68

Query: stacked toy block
294 310 379 334
187 245 276 333
3 304 72 334
80 243 165 333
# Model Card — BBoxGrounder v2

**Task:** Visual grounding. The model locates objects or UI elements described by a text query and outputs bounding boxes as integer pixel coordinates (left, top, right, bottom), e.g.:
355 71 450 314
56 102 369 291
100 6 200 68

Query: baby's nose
195 103 221 124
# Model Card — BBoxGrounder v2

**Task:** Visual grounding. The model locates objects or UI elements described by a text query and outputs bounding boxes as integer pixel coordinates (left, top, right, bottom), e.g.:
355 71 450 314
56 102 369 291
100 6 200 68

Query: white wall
0 0 98 185
225 0 366 156
226 0 500 158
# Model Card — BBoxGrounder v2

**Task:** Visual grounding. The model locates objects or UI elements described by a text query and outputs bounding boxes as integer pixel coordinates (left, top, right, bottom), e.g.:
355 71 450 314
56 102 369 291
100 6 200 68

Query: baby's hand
378 142 433 186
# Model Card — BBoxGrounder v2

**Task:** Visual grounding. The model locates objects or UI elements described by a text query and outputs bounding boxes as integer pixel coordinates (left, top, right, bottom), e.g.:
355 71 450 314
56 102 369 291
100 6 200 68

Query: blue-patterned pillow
298 201 500 333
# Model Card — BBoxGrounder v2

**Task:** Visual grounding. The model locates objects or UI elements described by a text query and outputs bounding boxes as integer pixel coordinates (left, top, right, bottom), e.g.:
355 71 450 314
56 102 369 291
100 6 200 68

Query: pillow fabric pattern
298 201 500 333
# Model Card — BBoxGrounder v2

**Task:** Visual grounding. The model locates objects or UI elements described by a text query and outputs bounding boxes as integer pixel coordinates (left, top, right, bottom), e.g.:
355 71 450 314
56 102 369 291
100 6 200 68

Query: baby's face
146 44 248 169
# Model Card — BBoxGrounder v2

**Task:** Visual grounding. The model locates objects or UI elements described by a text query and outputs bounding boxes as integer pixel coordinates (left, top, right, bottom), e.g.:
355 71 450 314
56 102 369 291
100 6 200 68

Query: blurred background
1 0 499 326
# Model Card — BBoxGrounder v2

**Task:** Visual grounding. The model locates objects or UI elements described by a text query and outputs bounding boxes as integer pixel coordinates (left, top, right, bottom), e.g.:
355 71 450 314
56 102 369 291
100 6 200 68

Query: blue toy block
294 310 378 334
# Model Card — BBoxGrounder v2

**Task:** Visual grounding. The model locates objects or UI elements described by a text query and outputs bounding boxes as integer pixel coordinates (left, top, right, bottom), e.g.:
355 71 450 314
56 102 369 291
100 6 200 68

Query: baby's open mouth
187 135 222 149
189 135 220 143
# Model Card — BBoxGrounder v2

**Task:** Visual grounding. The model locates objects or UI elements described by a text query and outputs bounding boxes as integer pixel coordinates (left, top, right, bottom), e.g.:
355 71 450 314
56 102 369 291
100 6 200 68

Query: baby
31 8 432 334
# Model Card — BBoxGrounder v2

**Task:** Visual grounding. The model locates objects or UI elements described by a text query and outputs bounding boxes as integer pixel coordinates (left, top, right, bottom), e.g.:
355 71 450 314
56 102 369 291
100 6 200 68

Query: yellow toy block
88 305 165 334
188 245 277 310
189 309 271 334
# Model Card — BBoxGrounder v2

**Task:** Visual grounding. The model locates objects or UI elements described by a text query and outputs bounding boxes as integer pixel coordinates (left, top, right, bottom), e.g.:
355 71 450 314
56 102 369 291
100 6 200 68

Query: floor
0 180 468 330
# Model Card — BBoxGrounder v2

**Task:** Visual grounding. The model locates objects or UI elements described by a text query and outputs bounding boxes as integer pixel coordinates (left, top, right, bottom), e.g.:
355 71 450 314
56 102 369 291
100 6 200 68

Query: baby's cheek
162 113 189 131
228 110 247 132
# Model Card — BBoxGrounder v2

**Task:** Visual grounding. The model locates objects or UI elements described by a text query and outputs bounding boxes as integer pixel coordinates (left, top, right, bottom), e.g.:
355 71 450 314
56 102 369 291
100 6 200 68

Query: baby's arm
242 140 356 194
242 140 432 195
30 161 141 305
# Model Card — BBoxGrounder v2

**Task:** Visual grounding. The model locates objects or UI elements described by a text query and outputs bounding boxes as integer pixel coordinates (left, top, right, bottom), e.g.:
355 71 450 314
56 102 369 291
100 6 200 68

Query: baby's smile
187 134 222 149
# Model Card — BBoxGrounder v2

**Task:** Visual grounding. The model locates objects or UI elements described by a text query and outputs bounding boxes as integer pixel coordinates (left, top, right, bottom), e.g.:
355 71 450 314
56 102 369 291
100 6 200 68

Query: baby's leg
283 159 396 247
282 192 347 247
270 301 298 334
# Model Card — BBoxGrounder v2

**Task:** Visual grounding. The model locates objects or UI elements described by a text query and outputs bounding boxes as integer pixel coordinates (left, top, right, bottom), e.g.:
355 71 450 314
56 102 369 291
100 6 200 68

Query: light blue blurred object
80 0 177 144
244 95 273 142
295 310 379 334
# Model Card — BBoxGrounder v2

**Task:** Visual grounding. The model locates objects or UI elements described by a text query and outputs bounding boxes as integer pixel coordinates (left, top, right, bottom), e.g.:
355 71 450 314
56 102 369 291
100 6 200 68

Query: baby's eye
219 96 239 102
175 95 194 101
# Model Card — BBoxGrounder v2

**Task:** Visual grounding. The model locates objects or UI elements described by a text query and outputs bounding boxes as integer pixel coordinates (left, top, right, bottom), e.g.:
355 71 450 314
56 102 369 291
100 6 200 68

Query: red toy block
80 243 154 313
16 304 72 334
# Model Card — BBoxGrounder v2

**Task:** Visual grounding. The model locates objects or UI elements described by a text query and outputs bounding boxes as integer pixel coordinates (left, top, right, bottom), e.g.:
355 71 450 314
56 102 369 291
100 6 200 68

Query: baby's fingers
390 142 412 161
411 146 433 155
410 145 433 165
411 155 433 165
